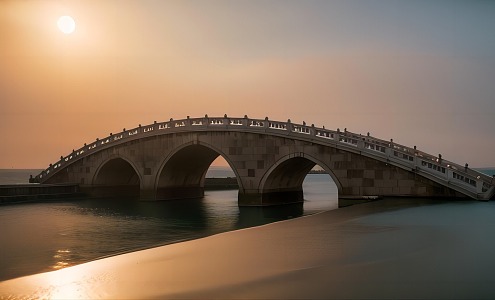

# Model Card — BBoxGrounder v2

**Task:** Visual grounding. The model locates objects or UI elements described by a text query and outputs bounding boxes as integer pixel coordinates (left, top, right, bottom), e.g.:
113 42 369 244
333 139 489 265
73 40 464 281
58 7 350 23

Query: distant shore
204 177 238 190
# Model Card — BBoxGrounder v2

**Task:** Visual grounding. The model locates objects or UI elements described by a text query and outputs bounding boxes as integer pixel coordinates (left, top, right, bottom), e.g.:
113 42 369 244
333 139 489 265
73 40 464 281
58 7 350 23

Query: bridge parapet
33 115 494 200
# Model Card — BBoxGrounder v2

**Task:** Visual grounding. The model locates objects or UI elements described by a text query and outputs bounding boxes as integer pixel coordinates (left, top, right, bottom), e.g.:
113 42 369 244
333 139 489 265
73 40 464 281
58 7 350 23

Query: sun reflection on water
52 249 72 270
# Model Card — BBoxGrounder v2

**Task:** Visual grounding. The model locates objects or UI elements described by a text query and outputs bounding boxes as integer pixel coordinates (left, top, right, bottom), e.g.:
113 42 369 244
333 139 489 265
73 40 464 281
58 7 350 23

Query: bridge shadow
65 194 307 240
236 203 304 228
73 196 211 231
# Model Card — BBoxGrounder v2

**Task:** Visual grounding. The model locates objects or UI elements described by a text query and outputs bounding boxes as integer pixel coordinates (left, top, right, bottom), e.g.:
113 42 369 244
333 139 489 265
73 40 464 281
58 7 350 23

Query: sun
57 16 76 34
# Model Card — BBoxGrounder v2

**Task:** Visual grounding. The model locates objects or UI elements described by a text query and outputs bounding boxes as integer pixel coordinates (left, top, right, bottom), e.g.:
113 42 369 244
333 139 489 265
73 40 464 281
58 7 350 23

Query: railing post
385 139 393 158
413 154 420 172
334 128 340 142
357 136 364 149
242 115 249 128
476 179 483 194
204 114 209 128
224 114 229 128
286 119 292 135
446 168 454 182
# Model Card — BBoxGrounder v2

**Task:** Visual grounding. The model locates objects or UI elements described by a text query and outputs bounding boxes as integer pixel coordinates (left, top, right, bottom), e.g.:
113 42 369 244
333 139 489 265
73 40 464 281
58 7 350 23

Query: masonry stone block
350 178 364 186
363 170 375 179
333 170 347 178
398 180 416 188
362 187 377 195
379 187 394 195
417 186 427 194
245 161 257 169
362 178 374 187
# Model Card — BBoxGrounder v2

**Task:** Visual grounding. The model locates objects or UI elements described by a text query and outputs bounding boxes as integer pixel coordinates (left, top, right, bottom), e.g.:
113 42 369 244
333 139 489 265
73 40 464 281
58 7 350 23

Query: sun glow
57 16 76 34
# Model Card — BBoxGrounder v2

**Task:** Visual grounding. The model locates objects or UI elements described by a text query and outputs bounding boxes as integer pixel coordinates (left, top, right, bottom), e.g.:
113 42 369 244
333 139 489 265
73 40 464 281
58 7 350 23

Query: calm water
0 169 338 281
1 167 494 291
345 199 495 299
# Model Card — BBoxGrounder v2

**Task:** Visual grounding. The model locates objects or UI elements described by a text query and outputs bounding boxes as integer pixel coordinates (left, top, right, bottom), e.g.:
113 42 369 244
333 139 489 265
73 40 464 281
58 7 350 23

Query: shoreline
1 198 473 299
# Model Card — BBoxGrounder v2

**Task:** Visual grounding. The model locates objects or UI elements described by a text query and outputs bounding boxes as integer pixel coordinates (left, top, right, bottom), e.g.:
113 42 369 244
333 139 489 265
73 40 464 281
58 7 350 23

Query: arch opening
302 166 339 212
262 157 314 204
258 156 338 206
205 156 238 190
156 145 239 200
92 158 140 198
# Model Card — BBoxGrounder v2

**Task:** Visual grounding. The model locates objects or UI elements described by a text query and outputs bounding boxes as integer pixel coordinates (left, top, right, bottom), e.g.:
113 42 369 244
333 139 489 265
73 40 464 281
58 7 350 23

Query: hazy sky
1 0 494 168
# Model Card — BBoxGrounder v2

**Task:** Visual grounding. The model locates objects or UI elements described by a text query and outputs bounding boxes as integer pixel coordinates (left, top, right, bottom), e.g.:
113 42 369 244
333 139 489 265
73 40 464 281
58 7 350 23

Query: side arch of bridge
257 153 342 205
91 155 142 198
34 115 495 204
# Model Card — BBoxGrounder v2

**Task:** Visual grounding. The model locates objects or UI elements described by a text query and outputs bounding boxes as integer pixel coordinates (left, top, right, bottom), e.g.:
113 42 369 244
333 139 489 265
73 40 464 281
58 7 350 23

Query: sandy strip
0 200 475 299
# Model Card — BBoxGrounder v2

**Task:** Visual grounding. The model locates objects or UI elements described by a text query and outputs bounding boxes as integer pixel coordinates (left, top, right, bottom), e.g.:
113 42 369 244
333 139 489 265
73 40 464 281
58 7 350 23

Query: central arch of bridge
92 157 140 198
155 144 241 200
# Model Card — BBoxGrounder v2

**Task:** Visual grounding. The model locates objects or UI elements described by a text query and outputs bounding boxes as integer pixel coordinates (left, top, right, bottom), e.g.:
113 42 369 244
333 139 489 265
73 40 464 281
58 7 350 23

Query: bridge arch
258 153 341 205
155 141 243 200
92 156 141 198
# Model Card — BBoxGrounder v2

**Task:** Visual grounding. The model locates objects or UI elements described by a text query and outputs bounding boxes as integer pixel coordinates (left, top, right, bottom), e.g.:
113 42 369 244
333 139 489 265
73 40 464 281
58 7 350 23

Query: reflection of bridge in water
32 115 495 205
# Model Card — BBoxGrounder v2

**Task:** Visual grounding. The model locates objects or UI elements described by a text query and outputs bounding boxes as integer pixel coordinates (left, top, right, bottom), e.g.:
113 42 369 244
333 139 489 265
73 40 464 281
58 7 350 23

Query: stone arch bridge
33 115 495 205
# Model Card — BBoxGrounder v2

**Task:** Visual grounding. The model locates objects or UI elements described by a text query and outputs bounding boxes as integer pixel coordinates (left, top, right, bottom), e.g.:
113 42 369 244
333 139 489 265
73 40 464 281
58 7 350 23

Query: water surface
0 171 337 281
